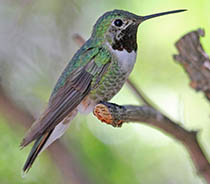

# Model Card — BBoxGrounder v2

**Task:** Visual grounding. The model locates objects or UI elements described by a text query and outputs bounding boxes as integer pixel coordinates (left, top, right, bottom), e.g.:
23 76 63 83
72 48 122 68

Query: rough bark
174 29 210 100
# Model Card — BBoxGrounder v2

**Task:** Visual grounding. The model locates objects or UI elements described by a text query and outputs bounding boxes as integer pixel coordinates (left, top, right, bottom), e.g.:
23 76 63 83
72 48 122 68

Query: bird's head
91 9 186 52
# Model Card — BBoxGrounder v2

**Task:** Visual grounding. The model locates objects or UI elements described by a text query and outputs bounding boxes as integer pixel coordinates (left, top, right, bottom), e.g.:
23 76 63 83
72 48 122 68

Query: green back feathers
50 39 111 99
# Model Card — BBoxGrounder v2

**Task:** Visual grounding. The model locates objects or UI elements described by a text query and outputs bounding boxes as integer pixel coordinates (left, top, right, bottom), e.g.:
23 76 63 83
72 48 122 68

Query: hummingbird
21 9 186 172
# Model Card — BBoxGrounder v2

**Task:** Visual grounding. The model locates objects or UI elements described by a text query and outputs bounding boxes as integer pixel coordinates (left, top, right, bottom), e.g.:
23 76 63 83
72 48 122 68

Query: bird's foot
93 102 123 127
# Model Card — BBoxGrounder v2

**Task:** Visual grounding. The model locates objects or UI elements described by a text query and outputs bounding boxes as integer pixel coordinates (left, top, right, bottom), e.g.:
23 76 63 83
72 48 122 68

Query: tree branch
174 29 210 101
93 102 210 183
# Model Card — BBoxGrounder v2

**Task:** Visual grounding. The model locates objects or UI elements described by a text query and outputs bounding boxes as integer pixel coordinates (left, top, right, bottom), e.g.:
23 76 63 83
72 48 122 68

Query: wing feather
21 46 111 147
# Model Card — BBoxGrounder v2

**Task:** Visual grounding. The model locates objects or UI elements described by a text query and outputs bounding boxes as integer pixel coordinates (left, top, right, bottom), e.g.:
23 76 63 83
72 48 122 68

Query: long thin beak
140 9 187 22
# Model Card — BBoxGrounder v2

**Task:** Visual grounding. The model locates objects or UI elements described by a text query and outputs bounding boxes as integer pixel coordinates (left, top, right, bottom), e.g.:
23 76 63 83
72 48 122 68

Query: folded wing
21 46 111 147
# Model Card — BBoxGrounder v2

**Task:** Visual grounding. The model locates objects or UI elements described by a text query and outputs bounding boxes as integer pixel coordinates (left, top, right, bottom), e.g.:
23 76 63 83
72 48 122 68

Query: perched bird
21 9 186 172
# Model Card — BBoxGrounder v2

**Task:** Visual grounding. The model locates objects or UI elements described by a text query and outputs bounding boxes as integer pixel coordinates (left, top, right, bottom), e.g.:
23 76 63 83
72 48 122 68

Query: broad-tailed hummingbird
21 9 186 172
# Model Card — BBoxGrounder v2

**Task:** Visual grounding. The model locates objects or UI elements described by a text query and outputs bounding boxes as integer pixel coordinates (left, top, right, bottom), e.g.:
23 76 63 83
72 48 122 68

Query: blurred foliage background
0 0 210 184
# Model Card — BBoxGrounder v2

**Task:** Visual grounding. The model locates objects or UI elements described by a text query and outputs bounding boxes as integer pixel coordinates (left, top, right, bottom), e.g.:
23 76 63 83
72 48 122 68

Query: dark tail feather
22 130 53 173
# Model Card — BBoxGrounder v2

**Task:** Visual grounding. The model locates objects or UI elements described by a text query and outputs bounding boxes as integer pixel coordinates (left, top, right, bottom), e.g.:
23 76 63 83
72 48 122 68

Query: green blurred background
0 0 210 183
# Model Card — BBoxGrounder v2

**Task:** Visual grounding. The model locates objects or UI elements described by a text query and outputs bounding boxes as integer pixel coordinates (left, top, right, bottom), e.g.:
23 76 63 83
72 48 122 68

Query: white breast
112 49 137 76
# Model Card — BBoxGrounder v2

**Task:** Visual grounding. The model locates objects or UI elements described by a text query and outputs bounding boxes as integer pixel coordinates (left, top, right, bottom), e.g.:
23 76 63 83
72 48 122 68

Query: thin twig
126 79 152 106
73 33 86 47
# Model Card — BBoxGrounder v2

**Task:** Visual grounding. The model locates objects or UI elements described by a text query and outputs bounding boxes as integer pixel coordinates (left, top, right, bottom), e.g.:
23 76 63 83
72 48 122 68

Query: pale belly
78 49 137 114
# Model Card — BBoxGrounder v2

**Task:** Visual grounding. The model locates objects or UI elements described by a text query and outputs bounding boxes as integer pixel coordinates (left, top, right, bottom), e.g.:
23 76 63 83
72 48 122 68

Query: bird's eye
114 19 123 27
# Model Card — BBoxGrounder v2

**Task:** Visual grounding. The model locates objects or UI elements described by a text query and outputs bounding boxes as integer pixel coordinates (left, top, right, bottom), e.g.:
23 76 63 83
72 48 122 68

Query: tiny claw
93 103 123 127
